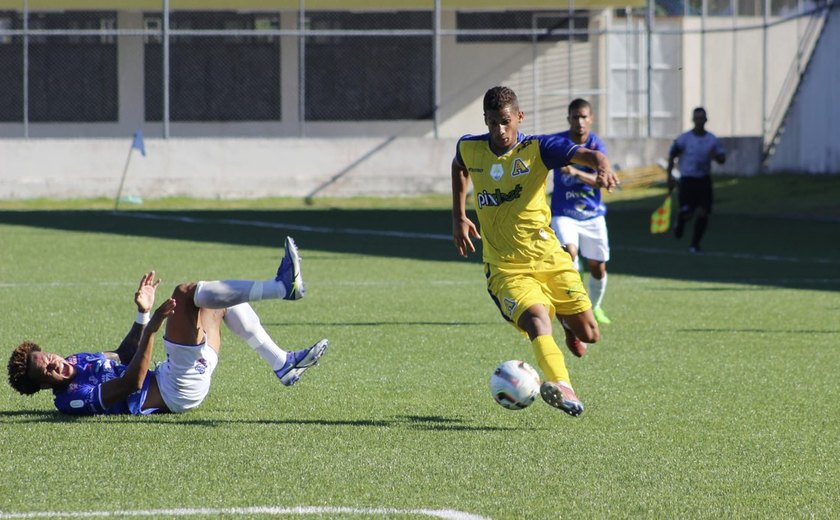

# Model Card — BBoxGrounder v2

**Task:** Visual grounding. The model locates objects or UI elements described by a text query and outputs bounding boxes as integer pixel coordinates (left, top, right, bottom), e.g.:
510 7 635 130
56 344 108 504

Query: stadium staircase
761 0 835 167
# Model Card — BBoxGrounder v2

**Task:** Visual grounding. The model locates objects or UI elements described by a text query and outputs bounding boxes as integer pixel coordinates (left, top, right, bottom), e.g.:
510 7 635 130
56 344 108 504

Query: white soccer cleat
275 236 305 300
274 339 329 386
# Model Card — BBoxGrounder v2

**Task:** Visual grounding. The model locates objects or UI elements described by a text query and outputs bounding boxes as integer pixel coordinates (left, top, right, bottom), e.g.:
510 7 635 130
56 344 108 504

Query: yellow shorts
485 251 591 332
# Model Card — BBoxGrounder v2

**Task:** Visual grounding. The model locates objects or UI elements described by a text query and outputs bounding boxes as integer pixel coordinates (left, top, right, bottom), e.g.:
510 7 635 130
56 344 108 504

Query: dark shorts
678 176 713 214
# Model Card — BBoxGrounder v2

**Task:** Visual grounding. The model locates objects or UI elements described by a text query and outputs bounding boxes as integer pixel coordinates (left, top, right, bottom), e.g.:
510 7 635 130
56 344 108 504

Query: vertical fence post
531 13 539 133
162 0 170 138
298 0 306 137
22 0 28 138
646 0 653 137
731 0 738 134
569 0 575 103
701 0 707 107
762 0 768 142
433 0 440 138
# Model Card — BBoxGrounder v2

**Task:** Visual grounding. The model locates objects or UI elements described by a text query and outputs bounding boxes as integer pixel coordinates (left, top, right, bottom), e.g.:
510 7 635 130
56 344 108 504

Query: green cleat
593 307 612 325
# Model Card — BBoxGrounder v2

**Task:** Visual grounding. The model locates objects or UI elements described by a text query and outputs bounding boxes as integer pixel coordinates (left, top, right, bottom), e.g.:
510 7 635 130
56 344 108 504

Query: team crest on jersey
510 158 530 177
503 297 517 316
490 163 504 181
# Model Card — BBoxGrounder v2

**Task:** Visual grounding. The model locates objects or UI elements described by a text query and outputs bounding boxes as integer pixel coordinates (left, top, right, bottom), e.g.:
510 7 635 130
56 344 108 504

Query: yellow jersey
456 132 580 268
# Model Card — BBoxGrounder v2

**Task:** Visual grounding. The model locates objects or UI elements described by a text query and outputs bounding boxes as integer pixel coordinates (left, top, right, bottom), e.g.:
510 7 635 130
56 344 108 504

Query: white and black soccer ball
489 360 541 410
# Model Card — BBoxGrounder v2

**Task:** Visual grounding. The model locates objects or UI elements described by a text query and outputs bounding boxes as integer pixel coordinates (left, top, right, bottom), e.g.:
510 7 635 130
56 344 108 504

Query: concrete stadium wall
0 136 763 200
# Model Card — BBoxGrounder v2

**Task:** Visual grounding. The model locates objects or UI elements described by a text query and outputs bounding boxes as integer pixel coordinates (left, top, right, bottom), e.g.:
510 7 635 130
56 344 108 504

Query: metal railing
0 1 831 146
762 2 831 161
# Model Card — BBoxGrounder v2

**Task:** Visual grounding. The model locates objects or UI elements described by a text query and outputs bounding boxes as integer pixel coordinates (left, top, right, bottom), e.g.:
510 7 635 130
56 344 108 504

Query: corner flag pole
114 130 146 211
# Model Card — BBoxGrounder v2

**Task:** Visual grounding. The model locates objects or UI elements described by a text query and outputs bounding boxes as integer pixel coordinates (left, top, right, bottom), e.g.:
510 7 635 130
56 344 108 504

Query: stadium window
0 15 13 44
144 11 281 122
100 17 116 44
4 11 118 122
737 0 764 15
144 17 161 44
772 0 801 15
0 12 21 121
655 0 686 15
456 11 589 43
303 11 434 121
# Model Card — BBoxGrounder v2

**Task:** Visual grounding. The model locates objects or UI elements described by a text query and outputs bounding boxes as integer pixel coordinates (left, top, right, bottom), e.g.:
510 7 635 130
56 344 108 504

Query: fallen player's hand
135 271 161 313
147 298 176 332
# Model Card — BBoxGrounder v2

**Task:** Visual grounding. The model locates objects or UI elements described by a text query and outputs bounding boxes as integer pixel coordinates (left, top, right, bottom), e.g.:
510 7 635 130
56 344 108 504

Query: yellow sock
531 335 570 384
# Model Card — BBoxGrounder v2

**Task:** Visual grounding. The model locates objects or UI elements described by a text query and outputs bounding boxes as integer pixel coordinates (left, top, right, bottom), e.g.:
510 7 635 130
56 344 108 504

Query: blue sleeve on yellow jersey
454 133 487 166
538 134 580 170
454 137 465 166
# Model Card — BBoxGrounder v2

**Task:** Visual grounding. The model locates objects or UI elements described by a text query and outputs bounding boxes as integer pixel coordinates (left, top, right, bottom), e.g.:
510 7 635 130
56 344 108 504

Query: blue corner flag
131 129 146 157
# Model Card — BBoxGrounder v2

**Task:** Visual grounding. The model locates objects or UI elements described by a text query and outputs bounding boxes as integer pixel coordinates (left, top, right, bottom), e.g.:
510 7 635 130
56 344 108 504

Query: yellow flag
650 195 672 234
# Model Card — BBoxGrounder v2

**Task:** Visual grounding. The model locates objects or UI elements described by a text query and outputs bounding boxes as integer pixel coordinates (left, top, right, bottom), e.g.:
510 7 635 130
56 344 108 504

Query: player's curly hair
7 341 42 395
483 86 519 113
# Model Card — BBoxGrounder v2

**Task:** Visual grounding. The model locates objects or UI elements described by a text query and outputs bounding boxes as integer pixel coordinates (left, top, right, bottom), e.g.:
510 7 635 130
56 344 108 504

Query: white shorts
550 215 610 263
155 337 219 413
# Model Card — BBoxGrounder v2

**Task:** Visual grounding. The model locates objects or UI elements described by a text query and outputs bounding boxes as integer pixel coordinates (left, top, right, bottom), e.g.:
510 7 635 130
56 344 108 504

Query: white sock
193 279 286 309
588 272 607 309
223 303 288 371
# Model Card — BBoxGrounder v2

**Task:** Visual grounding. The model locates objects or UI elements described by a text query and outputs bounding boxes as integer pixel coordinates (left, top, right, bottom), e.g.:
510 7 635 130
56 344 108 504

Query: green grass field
1 175 838 519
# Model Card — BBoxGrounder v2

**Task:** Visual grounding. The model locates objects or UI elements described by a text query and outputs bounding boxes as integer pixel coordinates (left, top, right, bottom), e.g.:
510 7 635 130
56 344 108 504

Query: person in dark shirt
667 107 727 253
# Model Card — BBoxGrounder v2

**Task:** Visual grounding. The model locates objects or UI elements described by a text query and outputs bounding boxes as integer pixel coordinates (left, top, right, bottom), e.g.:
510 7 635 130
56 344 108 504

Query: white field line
0 280 481 289
113 211 835 265
121 211 452 241
0 506 490 520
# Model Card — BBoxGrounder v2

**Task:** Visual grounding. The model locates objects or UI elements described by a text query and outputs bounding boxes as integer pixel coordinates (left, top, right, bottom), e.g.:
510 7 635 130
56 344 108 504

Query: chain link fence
0 1 833 149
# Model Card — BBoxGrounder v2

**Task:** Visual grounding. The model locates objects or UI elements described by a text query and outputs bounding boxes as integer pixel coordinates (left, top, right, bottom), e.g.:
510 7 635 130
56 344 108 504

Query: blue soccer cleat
275 339 329 386
275 236 305 300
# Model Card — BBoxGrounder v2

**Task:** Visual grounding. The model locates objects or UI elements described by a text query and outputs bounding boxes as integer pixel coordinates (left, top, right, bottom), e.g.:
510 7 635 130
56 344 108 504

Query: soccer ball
489 360 541 410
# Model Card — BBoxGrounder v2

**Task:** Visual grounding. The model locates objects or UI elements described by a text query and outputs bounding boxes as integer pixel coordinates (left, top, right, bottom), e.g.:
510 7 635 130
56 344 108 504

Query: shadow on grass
0 196 838 292
259 320 497 327
0 410 86 422
0 410 537 431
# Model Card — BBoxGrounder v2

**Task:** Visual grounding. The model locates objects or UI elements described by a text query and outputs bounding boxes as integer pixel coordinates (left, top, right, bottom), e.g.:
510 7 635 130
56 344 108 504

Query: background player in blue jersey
667 107 726 253
550 98 612 325
452 86 618 416
7 237 327 415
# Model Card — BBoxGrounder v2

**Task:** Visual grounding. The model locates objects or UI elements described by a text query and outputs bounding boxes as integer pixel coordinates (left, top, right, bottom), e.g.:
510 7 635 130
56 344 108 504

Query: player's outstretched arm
564 166 599 188
451 158 480 257
114 271 161 364
99 298 175 410
572 148 619 192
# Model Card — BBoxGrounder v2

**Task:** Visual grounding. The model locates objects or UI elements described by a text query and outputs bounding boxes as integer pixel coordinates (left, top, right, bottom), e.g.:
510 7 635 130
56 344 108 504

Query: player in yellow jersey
451 86 618 417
